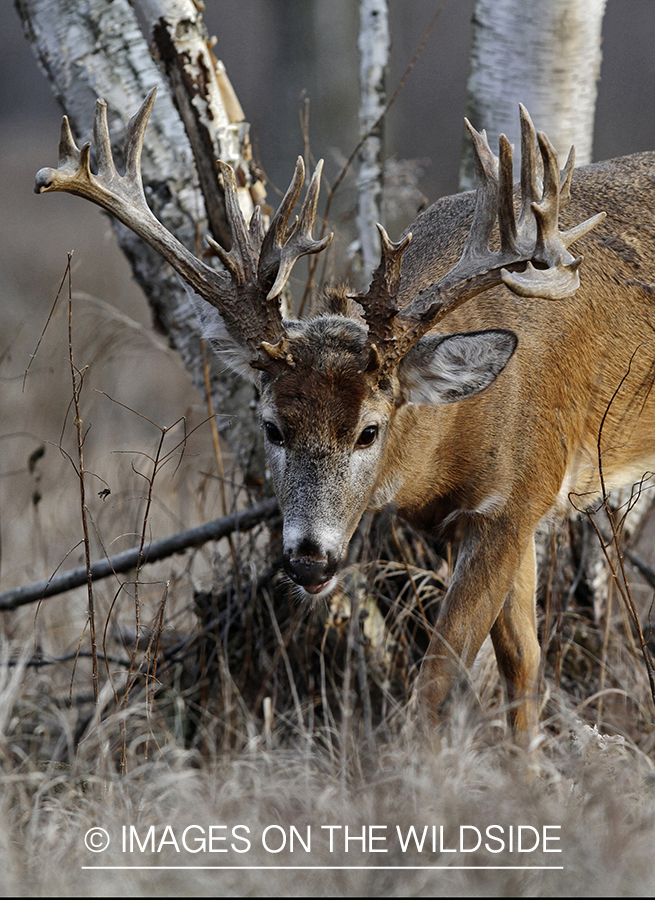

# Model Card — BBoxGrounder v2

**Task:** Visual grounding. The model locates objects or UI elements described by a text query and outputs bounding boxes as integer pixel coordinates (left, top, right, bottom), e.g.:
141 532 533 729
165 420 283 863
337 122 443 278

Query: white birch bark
16 0 267 484
460 0 608 189
357 0 389 282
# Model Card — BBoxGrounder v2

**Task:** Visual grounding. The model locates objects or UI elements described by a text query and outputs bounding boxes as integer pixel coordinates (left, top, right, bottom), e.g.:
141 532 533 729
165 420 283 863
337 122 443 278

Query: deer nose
283 543 339 593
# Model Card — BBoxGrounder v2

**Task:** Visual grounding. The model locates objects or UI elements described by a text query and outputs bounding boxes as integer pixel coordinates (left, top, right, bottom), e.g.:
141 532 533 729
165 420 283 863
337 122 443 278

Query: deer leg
490 536 540 742
416 516 532 729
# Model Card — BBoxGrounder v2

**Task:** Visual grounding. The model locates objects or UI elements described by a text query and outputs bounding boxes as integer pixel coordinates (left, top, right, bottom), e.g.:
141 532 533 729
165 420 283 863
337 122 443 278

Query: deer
35 88 655 743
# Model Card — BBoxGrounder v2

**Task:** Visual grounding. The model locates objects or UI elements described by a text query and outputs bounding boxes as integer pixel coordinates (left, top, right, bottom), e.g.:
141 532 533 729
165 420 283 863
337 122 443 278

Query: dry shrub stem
538 529 560 698
65 252 99 707
143 581 169 762
578 347 655 713
22 251 71 390
263 590 306 740
113 412 189 771
597 575 614 729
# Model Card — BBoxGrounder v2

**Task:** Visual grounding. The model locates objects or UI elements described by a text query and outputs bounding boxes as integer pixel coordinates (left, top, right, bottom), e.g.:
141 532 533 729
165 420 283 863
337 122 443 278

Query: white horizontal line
82 865 564 871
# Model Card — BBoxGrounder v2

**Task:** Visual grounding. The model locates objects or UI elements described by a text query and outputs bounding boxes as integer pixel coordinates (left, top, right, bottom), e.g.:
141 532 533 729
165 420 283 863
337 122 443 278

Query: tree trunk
460 0 608 189
16 0 267 486
357 0 389 284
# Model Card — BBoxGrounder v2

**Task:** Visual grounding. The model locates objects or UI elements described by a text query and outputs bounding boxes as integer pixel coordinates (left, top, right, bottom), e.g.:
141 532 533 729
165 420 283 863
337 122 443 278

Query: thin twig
577 347 655 711
200 338 243 601
262 589 307 739
65 253 99 706
23 253 71 390
119 421 174 758
143 582 169 762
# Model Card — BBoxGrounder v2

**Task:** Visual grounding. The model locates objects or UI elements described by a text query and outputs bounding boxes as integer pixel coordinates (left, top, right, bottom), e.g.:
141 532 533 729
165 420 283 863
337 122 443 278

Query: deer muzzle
283 540 341 596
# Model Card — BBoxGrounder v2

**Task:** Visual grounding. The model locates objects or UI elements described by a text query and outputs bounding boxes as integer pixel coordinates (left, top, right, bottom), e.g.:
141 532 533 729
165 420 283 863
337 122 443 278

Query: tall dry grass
1 648 655 896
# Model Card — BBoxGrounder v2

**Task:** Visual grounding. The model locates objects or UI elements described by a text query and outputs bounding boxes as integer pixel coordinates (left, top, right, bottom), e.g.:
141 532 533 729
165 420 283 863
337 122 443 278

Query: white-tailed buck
35 90 655 741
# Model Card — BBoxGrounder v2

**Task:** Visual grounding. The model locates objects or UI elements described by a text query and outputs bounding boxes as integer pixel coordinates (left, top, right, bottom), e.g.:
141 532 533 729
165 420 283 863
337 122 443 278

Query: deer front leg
490 536 540 742
416 516 537 739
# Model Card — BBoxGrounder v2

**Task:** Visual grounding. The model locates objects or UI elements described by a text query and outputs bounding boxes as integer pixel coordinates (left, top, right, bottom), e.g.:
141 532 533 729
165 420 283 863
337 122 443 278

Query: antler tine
256 158 333 302
248 204 265 257
265 156 306 246
57 116 81 169
370 224 412 305
354 223 411 323
518 102 574 213
207 160 257 283
459 120 499 263
267 160 333 301
517 104 540 229
498 133 518 254
559 144 575 207
123 87 157 183
93 100 118 182
294 160 331 253
531 130 565 264
560 210 606 251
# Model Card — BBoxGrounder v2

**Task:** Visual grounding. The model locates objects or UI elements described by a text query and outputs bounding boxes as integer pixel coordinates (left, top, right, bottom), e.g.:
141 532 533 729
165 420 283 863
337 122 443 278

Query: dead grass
1 651 655 897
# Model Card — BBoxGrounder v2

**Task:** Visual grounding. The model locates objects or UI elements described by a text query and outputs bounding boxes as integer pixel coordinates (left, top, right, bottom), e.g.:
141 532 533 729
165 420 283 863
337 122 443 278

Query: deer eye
355 425 378 449
264 421 284 446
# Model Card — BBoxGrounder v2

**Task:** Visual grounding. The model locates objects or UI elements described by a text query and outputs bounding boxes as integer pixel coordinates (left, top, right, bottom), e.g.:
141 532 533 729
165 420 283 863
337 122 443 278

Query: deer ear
397 329 517 405
184 285 258 382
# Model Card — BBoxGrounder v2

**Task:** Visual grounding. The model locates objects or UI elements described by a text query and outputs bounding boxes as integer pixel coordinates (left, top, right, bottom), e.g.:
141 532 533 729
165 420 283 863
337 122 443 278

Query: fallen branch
0 499 278 612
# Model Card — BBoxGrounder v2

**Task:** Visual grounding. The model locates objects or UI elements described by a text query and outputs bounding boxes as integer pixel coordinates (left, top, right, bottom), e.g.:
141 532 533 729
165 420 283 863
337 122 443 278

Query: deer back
387 149 655 531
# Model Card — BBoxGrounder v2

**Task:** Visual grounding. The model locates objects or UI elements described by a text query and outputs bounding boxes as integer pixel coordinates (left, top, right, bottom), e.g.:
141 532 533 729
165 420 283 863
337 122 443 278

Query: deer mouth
300 575 339 598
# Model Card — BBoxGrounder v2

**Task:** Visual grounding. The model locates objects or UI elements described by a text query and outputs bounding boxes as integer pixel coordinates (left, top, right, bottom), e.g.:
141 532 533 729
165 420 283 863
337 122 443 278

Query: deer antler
35 88 332 373
356 104 606 376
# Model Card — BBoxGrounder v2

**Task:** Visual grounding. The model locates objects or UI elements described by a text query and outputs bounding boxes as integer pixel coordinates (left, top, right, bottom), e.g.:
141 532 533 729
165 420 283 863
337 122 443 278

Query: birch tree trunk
16 0 267 486
357 0 389 283
460 0 607 189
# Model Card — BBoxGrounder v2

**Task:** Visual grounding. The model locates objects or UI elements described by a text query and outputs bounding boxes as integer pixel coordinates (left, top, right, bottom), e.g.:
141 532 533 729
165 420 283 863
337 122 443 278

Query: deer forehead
260 316 394 445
